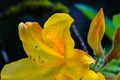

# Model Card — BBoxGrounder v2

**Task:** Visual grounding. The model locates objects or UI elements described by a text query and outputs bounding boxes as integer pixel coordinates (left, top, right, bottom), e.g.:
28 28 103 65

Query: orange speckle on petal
52 36 65 56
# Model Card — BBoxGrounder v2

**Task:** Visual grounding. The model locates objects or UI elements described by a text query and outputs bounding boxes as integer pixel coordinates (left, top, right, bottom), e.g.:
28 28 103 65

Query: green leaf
75 4 97 20
75 4 115 41
105 59 120 72
102 59 120 77
112 13 120 29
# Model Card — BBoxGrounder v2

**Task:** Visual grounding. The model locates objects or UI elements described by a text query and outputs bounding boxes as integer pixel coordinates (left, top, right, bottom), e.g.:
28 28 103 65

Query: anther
33 58 35 61
41 60 44 63
35 44 38 48
29 55 32 59
39 56 41 59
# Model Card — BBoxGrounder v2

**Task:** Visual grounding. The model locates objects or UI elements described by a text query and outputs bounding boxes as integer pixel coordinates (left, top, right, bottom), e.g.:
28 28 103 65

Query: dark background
0 0 120 71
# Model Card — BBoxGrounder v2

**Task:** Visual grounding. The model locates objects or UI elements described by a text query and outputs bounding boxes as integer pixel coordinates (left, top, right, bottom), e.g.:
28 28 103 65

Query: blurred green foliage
112 13 120 29
5 0 52 17
1 0 69 19
53 2 69 13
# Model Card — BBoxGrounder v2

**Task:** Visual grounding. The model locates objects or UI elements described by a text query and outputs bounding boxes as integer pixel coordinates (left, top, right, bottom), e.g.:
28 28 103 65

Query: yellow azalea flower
1 13 95 80
105 27 120 62
87 8 105 57
81 70 105 80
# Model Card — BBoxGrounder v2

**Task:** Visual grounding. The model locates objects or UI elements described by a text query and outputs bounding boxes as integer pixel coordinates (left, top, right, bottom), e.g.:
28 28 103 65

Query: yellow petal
55 49 95 80
19 22 42 43
42 13 74 57
18 22 64 66
87 8 105 57
1 58 62 80
67 49 95 66
105 27 120 62
55 63 90 80
81 70 105 80
54 74 73 80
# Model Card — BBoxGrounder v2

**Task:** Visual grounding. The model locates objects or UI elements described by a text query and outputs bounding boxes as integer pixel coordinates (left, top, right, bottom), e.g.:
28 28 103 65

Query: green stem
99 62 110 71
93 57 100 71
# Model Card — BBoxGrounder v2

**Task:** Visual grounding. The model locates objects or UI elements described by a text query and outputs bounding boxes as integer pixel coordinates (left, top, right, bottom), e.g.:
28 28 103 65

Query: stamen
35 44 38 48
